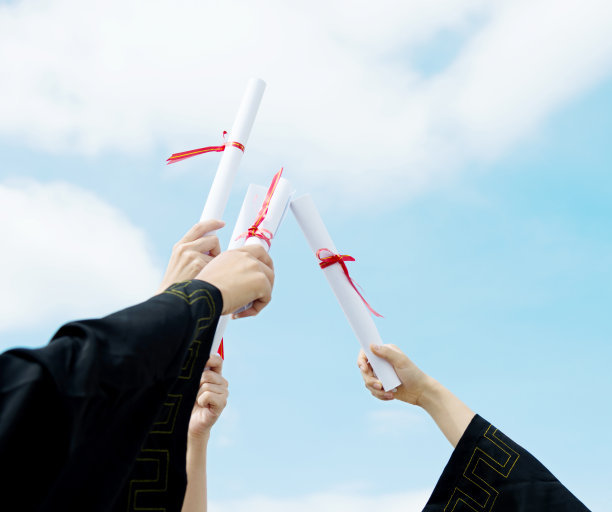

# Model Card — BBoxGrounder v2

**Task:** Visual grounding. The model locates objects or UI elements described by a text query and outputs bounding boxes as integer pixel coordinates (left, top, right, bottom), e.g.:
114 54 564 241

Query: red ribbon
218 338 224 359
236 168 284 248
316 248 383 318
166 131 245 164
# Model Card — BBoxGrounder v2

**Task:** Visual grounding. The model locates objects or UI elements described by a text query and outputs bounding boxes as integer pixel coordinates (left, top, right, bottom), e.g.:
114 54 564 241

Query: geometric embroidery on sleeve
444 425 520 512
125 282 218 510
149 394 183 435
126 449 170 511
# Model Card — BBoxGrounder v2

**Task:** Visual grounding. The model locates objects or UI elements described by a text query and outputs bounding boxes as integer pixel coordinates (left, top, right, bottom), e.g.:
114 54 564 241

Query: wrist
188 430 211 445
415 375 443 411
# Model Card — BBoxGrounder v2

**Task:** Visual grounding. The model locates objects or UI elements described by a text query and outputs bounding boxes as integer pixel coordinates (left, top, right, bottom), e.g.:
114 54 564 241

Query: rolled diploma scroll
210 184 266 356
200 78 266 223
290 194 401 391
210 178 294 354
234 177 294 311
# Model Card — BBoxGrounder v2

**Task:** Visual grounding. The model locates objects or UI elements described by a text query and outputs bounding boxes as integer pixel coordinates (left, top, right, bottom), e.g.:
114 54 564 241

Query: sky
1 0 611 510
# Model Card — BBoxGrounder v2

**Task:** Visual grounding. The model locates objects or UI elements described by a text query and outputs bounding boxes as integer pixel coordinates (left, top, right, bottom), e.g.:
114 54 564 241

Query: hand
195 245 274 318
157 220 225 293
188 354 229 441
358 344 433 406
359 344 475 447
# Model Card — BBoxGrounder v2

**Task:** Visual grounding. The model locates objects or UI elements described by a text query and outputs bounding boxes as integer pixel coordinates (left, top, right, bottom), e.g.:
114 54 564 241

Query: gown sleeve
113 279 229 511
422 414 590 511
0 280 222 512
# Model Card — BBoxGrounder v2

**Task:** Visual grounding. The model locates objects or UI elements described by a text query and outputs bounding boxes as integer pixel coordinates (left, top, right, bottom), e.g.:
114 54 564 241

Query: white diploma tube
200 78 266 223
290 194 401 391
210 184 266 356
235 177 294 313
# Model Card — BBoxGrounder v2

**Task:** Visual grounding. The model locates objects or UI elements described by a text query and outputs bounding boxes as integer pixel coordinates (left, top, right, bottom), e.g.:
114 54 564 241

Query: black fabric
0 280 222 512
423 414 589 511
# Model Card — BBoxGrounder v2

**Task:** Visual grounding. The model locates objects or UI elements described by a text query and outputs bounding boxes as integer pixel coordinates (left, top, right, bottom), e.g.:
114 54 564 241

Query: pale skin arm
358 344 475 448
182 355 229 512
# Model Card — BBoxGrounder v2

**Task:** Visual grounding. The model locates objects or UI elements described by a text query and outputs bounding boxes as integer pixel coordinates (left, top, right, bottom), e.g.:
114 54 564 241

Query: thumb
370 344 404 367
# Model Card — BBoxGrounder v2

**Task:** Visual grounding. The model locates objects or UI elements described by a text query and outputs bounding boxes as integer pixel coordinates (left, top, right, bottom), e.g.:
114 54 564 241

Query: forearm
417 376 475 448
182 433 210 512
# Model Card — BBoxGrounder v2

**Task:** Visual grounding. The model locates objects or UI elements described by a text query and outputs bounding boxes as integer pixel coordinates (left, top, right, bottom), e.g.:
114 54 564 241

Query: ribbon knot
167 131 245 164
237 226 274 248
317 251 356 270
316 248 383 318
236 168 284 249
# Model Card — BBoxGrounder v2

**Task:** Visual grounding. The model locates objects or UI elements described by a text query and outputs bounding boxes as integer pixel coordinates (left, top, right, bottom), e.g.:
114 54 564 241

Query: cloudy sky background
1 0 611 510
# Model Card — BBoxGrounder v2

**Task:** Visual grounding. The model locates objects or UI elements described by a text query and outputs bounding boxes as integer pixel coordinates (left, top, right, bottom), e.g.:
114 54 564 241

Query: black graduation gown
0 280 222 511
423 414 590 511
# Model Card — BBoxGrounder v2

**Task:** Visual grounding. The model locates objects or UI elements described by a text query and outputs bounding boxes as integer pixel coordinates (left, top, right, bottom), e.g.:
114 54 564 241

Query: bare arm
358 344 474 447
183 435 210 512
182 355 228 512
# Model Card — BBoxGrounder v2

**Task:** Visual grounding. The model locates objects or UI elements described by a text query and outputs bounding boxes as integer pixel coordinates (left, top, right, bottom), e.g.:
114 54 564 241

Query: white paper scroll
290 194 401 391
200 78 266 223
234 176 294 313
209 184 266 356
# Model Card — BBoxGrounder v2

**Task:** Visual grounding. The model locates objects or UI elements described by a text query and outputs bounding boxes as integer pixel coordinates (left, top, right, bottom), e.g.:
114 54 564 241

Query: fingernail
391 388 397 393
359 364 366 371
384 392 394 399
371 344 381 351
374 382 382 390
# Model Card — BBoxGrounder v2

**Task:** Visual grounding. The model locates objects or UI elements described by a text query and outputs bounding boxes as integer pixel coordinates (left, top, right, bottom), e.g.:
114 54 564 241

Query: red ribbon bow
236 168 284 248
166 131 245 164
316 248 383 318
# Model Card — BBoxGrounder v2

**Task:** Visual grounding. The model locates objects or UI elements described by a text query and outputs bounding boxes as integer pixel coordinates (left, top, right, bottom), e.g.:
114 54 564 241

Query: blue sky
1 1 611 511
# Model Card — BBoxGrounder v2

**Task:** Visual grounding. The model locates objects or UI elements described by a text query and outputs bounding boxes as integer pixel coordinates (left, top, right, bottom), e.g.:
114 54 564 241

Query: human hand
195 245 274 318
188 354 229 441
157 219 225 293
358 344 433 406
359 345 474 447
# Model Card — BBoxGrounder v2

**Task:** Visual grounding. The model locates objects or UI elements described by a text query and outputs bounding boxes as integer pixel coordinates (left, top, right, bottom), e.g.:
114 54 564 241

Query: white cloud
210 489 432 512
0 180 161 333
0 0 611 202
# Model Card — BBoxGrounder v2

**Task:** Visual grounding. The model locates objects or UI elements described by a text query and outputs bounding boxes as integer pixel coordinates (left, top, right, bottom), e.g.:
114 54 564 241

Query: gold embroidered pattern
149 394 183 435
125 282 218 511
126 449 169 511
444 425 520 512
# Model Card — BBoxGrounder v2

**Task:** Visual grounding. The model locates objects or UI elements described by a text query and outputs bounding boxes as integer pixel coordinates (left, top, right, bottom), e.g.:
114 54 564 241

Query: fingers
202 354 223 376
196 365 228 408
362 371 395 401
196 385 229 408
197 247 275 316
239 245 274 273
358 350 395 401
179 219 225 244
357 350 373 376
370 343 408 368
200 371 226 388
231 247 274 318
232 299 266 319
178 220 223 258
186 235 221 257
